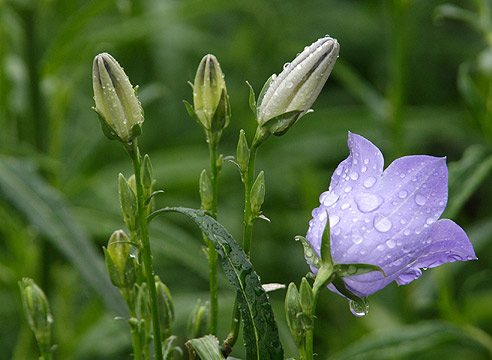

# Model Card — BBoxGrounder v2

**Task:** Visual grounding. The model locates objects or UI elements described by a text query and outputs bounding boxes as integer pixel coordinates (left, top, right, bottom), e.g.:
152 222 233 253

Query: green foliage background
1 0 492 359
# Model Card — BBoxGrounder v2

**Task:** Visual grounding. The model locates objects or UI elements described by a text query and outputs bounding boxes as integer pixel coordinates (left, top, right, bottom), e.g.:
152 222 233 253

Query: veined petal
306 132 477 299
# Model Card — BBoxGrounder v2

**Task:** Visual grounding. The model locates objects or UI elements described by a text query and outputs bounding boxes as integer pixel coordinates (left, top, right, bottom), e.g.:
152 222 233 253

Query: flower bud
18 278 53 354
257 36 339 135
141 154 154 197
285 282 305 347
155 276 174 340
236 129 250 176
250 171 265 217
299 277 314 315
199 169 214 212
103 230 136 290
192 54 230 131
92 52 144 143
186 299 210 340
118 173 137 232
136 283 152 345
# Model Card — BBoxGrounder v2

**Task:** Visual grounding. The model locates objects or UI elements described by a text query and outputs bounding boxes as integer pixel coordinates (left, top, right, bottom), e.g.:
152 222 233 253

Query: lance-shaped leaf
149 207 284 360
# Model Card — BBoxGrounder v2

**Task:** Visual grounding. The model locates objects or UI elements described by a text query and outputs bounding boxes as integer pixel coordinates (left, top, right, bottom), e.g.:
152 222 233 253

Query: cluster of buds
285 278 313 348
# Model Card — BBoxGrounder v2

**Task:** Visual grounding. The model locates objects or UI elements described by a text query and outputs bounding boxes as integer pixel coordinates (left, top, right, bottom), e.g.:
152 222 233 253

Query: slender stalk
126 293 142 360
304 265 333 360
223 130 260 354
206 133 220 335
130 140 163 360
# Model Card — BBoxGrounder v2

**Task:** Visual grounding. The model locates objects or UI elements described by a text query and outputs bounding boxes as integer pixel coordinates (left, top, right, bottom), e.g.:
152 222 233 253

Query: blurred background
1 0 492 359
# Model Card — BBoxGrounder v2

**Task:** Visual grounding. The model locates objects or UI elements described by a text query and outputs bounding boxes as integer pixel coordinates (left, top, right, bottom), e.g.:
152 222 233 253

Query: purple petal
306 132 477 298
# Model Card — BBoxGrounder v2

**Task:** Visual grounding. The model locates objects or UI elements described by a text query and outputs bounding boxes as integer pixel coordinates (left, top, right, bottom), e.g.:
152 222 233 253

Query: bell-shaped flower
306 132 477 298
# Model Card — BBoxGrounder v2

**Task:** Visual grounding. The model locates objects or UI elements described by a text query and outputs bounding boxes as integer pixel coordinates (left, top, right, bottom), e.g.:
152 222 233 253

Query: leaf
246 81 257 114
334 263 386 277
149 207 284 360
0 157 126 314
328 321 491 360
186 335 225 360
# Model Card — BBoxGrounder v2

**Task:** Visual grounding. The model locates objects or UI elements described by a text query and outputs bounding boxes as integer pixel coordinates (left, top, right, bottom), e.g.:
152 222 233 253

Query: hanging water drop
349 298 369 317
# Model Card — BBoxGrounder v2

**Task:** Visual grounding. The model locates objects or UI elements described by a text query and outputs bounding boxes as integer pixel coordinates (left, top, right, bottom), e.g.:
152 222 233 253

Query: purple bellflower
306 132 477 300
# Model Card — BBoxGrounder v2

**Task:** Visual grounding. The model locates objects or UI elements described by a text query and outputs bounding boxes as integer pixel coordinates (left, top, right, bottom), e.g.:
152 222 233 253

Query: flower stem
127 295 142 360
130 140 163 360
304 264 334 360
206 133 220 335
222 129 260 354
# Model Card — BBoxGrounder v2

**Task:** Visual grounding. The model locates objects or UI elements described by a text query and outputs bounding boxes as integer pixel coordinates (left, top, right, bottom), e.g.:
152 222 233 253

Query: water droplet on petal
415 194 426 206
352 228 363 245
341 203 350 210
426 217 435 225
374 215 392 232
322 192 339 207
286 81 293 89
354 192 384 213
283 62 290 70
344 186 352 193
329 215 340 227
350 172 359 180
386 239 396 248
398 190 408 199
363 177 376 188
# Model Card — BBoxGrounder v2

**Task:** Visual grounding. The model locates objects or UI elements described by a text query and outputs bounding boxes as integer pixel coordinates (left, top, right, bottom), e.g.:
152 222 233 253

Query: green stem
222 129 261 354
128 298 142 360
206 133 219 335
130 141 163 360
304 265 334 360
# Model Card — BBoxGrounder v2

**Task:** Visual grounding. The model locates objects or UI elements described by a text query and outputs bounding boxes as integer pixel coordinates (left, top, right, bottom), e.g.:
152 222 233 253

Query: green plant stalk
206 132 219 335
125 290 142 360
130 141 163 360
304 265 334 360
223 129 260 353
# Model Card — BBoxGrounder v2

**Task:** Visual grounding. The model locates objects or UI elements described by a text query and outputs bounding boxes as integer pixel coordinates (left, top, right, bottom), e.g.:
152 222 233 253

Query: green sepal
260 110 302 136
236 129 250 176
186 335 225 360
92 106 120 141
295 236 321 269
246 81 256 114
183 100 206 129
250 171 265 217
210 88 231 132
155 276 174 340
334 263 386 277
118 173 137 232
256 74 276 111
320 211 332 264
131 123 143 139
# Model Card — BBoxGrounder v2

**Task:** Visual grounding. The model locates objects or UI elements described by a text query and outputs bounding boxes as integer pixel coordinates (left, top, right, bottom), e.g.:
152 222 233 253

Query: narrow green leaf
261 110 302 136
320 211 331 264
186 335 225 360
150 207 284 360
0 157 126 314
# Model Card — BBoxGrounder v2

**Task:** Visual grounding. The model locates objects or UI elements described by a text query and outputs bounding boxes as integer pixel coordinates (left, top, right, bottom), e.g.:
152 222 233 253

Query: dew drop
403 229 411 236
344 186 352 193
283 62 291 70
352 228 363 245
426 217 435 225
341 203 350 210
398 190 408 199
350 172 359 180
354 192 384 213
361 166 367 173
322 192 339 207
329 215 340 227
386 239 396 248
364 158 370 165
349 299 369 317
363 177 376 188
374 215 392 232
415 194 426 206
377 244 385 251
286 81 294 89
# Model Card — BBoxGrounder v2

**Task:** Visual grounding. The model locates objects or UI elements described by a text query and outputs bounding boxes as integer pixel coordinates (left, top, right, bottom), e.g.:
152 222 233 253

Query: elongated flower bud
92 52 144 142
236 129 250 176
104 230 136 290
285 282 305 347
118 173 137 232
187 299 210 339
257 36 339 135
250 171 265 217
155 276 174 340
199 169 214 212
192 54 230 131
19 278 53 355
